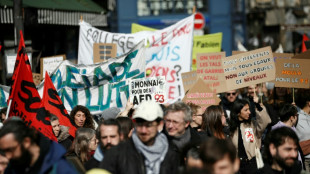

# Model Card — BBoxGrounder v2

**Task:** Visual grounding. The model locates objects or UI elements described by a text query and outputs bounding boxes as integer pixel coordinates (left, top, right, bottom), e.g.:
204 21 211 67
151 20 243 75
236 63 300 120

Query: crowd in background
0 83 310 174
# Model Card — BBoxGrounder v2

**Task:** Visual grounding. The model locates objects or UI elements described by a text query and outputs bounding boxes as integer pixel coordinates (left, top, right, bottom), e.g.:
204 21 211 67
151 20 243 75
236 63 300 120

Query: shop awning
0 0 107 26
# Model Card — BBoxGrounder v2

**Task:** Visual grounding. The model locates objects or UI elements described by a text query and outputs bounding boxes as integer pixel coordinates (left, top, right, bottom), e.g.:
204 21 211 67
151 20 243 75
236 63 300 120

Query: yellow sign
192 33 222 70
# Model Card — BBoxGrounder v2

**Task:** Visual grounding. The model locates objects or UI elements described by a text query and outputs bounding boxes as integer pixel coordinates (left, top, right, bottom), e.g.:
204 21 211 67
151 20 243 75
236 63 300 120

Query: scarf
132 131 168 174
172 127 191 150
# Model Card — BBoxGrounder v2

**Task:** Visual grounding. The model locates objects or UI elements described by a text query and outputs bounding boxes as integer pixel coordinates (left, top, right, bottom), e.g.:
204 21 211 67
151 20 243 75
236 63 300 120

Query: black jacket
99 137 180 174
256 163 302 174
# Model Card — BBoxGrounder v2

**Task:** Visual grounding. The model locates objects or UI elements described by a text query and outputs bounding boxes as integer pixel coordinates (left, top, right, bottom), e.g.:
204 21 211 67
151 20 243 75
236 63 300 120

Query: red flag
8 56 57 141
0 45 2 51
8 31 32 102
42 72 76 137
302 34 309 53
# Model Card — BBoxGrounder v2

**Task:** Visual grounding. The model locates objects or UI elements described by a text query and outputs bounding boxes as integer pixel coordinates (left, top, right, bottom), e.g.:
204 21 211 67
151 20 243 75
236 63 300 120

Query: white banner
78 15 194 102
39 41 146 114
129 76 166 106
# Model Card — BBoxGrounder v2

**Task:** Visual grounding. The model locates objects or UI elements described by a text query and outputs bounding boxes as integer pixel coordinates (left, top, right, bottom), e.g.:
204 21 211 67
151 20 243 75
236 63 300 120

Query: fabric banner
192 33 222 70
79 15 194 103
42 72 77 137
0 85 9 109
39 41 146 115
9 56 57 141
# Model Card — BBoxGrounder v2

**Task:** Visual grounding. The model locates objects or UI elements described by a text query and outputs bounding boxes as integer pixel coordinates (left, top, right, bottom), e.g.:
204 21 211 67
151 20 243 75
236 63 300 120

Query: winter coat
57 125 73 151
99 138 179 174
230 105 271 160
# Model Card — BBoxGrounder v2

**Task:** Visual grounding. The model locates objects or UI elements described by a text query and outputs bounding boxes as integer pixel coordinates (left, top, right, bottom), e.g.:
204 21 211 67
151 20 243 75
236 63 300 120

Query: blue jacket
5 136 77 174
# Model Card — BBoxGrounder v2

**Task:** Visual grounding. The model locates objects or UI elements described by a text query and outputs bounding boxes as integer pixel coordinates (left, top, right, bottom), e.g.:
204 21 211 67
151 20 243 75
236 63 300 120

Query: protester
85 118 121 170
187 103 204 132
257 127 303 174
0 152 8 174
116 117 134 141
229 98 271 174
201 105 227 139
199 137 240 174
220 89 240 120
185 147 203 170
271 103 304 168
50 114 73 151
164 101 201 166
67 128 97 164
296 90 310 172
100 107 121 120
70 105 95 129
0 119 77 173
100 100 179 174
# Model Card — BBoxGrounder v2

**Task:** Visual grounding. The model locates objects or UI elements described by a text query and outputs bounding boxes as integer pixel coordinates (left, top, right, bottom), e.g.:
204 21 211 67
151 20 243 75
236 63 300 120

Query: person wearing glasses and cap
99 100 179 174
220 89 240 121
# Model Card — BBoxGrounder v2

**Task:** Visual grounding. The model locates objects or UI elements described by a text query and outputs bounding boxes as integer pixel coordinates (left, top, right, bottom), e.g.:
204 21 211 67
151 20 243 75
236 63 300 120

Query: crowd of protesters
0 84 310 174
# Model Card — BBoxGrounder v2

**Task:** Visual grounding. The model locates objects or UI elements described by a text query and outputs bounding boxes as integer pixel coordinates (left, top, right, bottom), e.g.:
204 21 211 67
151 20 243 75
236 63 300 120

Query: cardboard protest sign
192 33 222 70
40 55 66 78
232 51 245 55
182 78 221 111
275 58 310 88
181 71 197 94
32 73 42 86
292 50 310 59
222 46 275 91
93 43 117 63
196 52 227 93
129 76 166 106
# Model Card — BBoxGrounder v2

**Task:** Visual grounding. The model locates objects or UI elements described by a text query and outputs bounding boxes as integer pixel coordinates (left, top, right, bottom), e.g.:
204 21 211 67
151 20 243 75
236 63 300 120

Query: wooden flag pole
293 88 295 104
5 99 12 120
80 15 83 22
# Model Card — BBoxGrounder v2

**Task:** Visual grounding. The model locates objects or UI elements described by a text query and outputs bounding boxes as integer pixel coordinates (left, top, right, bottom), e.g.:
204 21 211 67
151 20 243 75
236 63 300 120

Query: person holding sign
229 99 271 174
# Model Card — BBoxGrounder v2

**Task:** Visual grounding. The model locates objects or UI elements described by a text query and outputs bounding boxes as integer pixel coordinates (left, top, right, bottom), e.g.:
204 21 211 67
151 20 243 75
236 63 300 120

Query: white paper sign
129 76 166 106
41 55 65 78
6 54 32 74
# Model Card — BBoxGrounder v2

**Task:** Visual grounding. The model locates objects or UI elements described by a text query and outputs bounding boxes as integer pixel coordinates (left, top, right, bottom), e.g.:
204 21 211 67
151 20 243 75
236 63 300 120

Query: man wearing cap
99 100 179 174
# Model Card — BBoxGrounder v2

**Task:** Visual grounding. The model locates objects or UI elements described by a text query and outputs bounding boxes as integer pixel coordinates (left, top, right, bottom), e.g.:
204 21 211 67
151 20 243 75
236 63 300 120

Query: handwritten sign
129 76 166 106
182 78 221 111
181 71 197 94
93 43 117 63
196 52 227 93
275 59 310 88
6 53 32 74
222 46 275 91
40 55 65 78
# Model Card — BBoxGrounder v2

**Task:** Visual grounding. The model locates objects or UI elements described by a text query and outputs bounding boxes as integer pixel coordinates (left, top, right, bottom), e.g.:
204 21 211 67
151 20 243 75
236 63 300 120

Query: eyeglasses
226 92 236 96
164 119 185 126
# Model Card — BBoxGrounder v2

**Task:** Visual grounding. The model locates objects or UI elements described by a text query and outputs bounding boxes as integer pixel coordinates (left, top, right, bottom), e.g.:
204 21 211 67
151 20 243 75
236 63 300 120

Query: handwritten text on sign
129 76 166 106
41 55 65 78
222 46 275 91
275 59 310 89
197 52 227 93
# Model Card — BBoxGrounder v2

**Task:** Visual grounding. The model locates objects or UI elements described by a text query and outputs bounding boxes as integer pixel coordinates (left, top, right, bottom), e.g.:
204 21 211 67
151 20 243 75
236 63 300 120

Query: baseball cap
132 101 163 121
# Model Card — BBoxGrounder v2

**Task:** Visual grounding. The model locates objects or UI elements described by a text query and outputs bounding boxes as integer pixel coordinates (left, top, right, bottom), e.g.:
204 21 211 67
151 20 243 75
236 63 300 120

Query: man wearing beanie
99 100 179 174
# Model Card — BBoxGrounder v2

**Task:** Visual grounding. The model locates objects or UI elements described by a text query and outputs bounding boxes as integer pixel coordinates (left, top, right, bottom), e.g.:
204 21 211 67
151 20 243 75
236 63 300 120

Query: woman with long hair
201 105 227 139
229 98 271 174
70 105 95 129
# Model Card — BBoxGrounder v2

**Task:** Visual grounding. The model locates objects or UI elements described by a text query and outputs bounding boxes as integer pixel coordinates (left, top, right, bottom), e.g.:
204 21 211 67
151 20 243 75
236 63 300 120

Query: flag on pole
302 33 309 53
42 72 77 137
8 56 57 141
8 31 32 103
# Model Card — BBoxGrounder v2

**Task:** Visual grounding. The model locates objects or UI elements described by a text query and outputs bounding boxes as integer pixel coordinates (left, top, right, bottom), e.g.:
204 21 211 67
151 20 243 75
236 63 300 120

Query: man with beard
0 119 76 174
257 127 304 174
84 118 121 170
99 101 179 174
220 89 240 121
